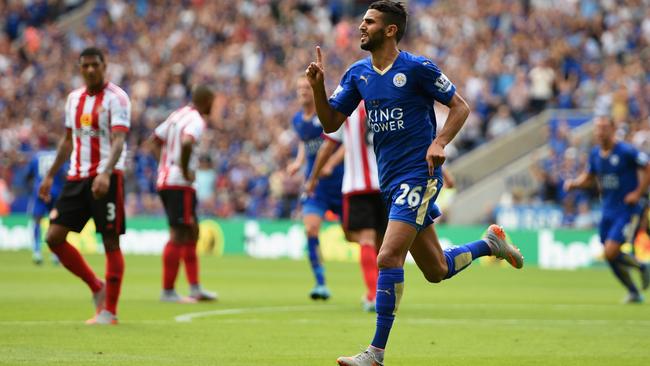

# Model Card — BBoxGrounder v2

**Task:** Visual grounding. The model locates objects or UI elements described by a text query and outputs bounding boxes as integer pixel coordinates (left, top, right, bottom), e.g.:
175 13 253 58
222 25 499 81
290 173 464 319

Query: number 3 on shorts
106 202 116 221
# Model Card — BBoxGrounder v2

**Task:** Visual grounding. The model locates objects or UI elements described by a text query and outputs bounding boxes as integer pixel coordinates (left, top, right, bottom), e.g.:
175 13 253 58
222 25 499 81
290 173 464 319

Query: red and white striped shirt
154 105 206 190
329 102 380 195
64 82 131 179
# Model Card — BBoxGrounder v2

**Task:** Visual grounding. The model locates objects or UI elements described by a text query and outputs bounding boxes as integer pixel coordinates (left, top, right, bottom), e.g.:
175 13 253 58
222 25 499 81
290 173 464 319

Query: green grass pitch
1 251 649 365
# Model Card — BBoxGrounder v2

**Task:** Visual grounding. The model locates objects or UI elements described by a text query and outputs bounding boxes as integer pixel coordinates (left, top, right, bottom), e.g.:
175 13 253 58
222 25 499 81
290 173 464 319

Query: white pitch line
174 304 344 323
0 320 170 326
3 302 648 326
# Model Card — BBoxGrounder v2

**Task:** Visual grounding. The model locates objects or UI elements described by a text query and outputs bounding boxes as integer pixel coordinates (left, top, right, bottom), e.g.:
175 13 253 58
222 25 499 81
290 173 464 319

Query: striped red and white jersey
328 101 380 195
64 82 131 180
154 105 206 190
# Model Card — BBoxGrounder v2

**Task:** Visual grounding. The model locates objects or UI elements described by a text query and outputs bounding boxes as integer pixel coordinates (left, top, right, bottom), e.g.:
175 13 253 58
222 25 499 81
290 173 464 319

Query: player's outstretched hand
286 161 301 177
38 176 53 203
304 177 317 197
183 170 196 183
624 190 641 205
426 141 446 176
92 172 110 199
563 179 574 192
305 46 325 87
320 164 333 178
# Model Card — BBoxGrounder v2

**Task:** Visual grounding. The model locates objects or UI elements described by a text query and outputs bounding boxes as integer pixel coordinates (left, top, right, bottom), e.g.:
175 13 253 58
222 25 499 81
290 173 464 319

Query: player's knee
45 229 64 247
603 242 620 261
422 256 448 283
102 235 120 252
423 266 447 283
377 251 401 269
305 225 320 238
604 248 619 261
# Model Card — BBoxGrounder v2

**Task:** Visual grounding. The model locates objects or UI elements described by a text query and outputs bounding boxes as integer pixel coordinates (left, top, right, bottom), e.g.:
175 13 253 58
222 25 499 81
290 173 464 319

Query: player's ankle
367 345 384 361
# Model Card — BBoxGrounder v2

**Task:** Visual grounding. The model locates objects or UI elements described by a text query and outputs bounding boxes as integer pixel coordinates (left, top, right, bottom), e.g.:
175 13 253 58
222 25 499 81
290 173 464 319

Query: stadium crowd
1 0 649 222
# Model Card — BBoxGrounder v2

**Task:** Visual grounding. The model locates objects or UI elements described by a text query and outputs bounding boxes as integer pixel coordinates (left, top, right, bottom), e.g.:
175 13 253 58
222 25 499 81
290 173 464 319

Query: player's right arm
147 135 163 162
564 170 595 191
305 139 339 195
565 149 597 191
305 46 348 133
287 142 305 177
149 116 171 163
39 129 72 202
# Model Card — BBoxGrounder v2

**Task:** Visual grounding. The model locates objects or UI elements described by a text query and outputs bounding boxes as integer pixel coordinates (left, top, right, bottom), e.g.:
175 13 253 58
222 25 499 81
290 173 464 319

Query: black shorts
343 192 388 234
159 188 197 227
50 174 125 235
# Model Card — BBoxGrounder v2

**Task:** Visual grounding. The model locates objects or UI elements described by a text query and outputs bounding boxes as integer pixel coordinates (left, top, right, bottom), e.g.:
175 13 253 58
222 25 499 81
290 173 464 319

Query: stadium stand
1 0 649 224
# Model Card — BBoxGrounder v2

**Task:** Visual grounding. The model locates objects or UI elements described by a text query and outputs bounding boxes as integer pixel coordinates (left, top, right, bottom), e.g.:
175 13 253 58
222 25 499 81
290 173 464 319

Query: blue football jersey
291 110 344 192
588 142 648 216
27 150 68 198
328 51 456 192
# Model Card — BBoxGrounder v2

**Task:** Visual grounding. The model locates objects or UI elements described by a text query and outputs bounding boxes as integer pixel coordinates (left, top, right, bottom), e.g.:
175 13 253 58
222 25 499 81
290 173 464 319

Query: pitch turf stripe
400 318 650 326
2 317 649 327
0 320 170 325
174 305 344 323
406 303 640 309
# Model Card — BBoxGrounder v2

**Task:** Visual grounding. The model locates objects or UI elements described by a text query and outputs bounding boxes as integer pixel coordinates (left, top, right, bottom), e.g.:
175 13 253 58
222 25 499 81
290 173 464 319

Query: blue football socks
307 236 325 286
616 252 642 270
33 220 42 255
371 268 404 350
608 258 640 295
444 240 491 279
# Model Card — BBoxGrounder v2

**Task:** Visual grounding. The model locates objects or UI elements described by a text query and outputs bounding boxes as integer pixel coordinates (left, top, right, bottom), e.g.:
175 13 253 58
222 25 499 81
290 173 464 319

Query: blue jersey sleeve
291 112 300 133
26 156 38 181
329 67 362 117
416 59 456 105
587 148 597 175
625 144 649 168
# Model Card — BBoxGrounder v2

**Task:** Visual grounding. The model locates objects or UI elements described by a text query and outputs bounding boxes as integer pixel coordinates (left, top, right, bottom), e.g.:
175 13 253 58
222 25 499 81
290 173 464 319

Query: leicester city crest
393 73 407 87
609 154 619 166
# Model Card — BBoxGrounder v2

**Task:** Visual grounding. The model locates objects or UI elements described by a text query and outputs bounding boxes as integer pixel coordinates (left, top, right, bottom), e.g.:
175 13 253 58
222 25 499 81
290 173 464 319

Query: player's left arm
305 138 339 196
147 135 163 161
179 135 195 183
323 144 345 176
427 93 470 175
92 130 127 199
179 119 205 183
92 95 131 199
624 150 650 205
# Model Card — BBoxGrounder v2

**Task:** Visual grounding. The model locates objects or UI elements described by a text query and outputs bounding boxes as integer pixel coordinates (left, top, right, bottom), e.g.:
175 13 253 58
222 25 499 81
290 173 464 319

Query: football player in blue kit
25 149 68 265
287 75 345 301
304 2 524 365
565 116 650 303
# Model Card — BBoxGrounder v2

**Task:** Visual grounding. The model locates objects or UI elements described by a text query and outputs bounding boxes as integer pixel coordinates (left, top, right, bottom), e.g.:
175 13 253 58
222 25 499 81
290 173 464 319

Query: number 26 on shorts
395 180 439 209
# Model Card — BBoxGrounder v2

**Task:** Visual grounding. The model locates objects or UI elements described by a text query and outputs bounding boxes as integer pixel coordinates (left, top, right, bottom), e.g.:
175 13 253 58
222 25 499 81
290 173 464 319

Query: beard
360 33 383 51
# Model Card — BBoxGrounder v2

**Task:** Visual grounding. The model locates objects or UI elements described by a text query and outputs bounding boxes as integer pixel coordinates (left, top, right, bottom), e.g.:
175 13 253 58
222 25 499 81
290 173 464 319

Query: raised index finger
316 46 322 64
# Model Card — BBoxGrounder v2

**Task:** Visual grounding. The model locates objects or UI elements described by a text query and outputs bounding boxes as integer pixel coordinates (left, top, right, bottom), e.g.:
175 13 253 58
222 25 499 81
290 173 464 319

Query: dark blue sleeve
57 161 69 181
587 150 597 175
328 67 362 117
291 113 303 140
416 59 456 105
624 144 649 168
26 156 37 180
